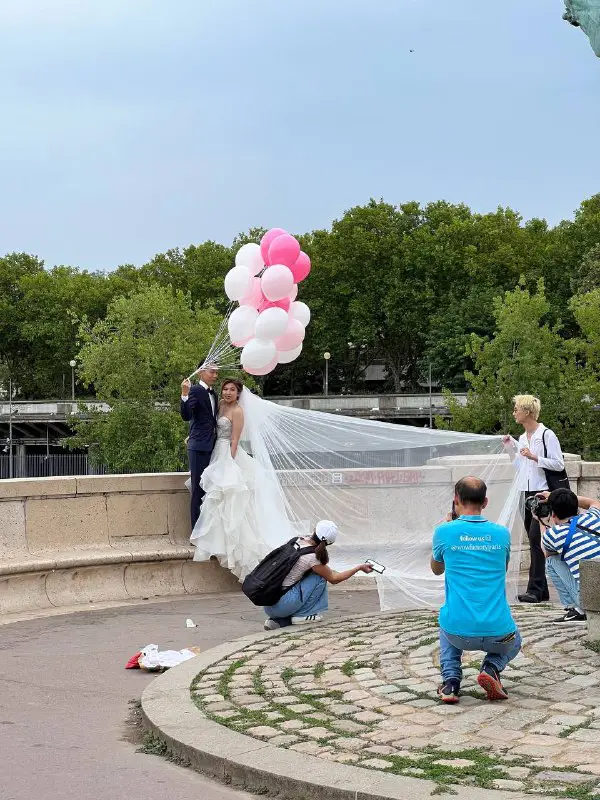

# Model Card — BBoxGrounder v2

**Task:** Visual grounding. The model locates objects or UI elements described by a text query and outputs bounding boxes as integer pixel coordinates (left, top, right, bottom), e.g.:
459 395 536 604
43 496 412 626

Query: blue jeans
546 555 581 609
264 572 328 624
439 628 522 683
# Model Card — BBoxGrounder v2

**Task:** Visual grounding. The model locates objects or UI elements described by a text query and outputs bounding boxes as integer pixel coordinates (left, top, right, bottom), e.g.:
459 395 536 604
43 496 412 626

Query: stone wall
0 473 239 615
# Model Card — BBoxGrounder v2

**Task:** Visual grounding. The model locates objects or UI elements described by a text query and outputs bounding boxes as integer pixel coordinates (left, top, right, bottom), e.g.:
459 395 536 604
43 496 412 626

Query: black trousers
188 449 212 529
523 491 549 600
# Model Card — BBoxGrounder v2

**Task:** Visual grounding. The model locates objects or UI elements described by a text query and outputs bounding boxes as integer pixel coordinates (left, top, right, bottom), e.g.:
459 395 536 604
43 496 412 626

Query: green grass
252 668 266 697
558 717 593 739
341 657 381 677
313 662 325 679
138 732 169 756
582 640 600 654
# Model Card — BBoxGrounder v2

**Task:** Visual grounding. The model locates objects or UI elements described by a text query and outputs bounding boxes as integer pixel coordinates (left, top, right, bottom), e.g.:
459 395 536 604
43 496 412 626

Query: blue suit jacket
180 385 217 452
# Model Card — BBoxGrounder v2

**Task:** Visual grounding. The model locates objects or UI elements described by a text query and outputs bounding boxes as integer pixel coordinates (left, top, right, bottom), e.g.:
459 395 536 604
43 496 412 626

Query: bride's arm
230 407 244 459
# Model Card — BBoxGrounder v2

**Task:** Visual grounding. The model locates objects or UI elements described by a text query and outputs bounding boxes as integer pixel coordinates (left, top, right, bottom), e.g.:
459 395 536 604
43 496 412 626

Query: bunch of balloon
223 228 312 376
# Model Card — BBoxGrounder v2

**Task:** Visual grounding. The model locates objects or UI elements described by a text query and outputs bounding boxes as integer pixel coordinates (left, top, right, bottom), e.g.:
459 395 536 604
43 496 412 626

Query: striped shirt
542 506 600 579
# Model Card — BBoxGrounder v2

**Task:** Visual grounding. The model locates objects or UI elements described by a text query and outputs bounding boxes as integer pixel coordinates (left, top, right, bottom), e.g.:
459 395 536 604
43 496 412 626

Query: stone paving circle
191 608 600 797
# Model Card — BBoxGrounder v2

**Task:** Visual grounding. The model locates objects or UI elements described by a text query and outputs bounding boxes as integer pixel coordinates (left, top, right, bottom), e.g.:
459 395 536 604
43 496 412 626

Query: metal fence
0 453 108 479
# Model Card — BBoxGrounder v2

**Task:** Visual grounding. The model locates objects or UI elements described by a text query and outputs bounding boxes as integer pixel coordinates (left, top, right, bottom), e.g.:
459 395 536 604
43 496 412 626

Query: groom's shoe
264 618 281 631
518 593 543 604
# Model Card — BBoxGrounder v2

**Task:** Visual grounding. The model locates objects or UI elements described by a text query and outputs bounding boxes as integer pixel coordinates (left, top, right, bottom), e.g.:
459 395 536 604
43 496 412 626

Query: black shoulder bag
541 428 569 491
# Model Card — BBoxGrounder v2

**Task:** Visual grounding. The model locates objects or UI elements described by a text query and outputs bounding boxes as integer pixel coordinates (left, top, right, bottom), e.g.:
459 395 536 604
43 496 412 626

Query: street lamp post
324 352 331 396
69 360 76 402
428 362 433 428
8 377 13 479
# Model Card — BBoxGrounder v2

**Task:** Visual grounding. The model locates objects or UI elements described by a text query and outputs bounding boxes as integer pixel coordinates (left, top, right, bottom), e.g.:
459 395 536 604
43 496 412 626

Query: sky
0 0 598 271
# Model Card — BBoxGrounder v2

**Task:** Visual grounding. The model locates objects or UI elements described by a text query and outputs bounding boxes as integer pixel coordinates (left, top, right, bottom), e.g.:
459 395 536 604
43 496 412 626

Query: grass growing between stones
582 640 600 654
341 657 381 676
217 658 248 700
313 662 325 679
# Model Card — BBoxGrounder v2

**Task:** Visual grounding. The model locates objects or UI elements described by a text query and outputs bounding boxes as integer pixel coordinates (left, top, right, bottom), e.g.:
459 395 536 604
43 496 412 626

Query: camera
525 494 551 521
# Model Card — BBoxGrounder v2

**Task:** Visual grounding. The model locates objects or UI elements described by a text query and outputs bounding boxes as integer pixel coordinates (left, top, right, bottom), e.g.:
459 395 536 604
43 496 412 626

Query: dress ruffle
190 440 270 581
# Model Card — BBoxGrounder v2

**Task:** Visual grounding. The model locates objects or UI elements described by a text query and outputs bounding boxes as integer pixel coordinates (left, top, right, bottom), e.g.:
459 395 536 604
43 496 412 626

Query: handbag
541 429 569 492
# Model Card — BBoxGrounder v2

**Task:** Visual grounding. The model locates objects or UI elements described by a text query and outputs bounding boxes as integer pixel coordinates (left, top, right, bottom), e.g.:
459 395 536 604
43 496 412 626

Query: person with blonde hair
503 394 567 603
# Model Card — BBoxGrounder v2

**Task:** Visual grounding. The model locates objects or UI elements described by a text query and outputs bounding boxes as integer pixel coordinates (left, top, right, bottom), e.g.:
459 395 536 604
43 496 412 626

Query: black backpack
242 537 317 606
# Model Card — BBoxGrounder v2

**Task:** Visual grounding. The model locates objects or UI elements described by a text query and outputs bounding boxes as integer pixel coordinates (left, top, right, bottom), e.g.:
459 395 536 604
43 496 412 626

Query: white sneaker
264 618 281 631
291 614 323 625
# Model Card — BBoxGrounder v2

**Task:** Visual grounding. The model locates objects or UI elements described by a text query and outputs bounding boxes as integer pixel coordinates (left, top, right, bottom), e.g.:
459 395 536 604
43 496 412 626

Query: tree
442 280 598 456
0 253 45 394
68 284 222 472
17 266 117 398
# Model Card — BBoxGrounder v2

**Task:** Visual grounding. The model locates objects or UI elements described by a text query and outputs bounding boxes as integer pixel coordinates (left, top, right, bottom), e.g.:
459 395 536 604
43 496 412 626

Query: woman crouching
263 520 374 630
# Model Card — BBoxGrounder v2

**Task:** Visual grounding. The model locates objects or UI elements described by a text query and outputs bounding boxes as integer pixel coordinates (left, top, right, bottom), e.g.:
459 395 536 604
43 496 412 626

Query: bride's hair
310 533 330 565
221 379 243 399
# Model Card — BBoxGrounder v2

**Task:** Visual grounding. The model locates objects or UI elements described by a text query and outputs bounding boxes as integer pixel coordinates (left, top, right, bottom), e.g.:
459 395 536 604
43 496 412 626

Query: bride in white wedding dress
190 379 284 580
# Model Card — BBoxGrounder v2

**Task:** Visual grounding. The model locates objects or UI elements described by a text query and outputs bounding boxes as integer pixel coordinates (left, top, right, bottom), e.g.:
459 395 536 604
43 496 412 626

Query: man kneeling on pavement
431 476 521 704
536 488 600 624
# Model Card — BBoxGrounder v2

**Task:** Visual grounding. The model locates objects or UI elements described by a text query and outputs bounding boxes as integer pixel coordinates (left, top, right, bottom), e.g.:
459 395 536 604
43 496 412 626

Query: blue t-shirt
432 515 515 637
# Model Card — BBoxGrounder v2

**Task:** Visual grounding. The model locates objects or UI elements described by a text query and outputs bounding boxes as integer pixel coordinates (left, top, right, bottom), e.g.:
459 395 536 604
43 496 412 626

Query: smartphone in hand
365 559 385 574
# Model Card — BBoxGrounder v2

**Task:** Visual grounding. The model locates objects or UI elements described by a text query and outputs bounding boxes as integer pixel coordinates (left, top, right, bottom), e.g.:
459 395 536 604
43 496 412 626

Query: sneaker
264 618 281 631
291 614 323 625
553 608 587 624
437 679 460 704
477 663 509 701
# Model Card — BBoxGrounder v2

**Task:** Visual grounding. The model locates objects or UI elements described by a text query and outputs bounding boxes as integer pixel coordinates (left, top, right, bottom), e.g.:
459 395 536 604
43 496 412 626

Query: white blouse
506 424 565 492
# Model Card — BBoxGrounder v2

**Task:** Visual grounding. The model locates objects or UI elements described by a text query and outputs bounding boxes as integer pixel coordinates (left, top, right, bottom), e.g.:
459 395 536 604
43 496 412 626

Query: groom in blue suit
180 364 219 528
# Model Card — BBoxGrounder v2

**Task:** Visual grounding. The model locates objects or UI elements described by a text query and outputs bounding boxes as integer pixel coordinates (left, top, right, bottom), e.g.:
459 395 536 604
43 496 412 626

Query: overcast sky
0 0 598 271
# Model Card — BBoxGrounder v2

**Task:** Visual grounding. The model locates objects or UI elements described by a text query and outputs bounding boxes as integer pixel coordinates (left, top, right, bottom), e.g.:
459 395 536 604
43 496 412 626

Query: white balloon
255 307 289 340
277 343 303 364
241 338 277 370
290 301 311 327
228 305 258 343
224 265 252 301
261 264 294 301
235 243 264 276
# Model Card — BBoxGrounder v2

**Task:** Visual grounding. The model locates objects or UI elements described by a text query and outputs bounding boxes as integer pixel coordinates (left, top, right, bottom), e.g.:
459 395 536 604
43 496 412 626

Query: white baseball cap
315 520 339 545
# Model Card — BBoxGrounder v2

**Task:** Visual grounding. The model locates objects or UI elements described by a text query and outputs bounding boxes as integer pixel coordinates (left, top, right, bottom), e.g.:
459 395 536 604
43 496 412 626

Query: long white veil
237 389 522 611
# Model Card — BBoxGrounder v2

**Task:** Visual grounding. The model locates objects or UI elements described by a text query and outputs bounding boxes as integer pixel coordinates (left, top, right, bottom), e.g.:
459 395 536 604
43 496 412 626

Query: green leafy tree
68 284 222 472
442 280 598 456
0 252 45 393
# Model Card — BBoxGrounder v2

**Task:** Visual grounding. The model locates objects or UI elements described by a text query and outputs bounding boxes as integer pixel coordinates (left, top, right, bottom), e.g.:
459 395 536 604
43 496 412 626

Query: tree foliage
67 285 221 472
3 193 600 465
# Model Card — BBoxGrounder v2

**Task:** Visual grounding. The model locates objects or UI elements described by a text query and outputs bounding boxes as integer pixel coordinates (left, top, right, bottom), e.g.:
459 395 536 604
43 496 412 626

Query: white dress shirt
181 380 217 415
507 424 565 492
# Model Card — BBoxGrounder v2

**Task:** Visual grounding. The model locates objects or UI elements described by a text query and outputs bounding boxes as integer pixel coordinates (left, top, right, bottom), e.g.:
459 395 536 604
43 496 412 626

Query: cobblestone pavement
192 607 600 797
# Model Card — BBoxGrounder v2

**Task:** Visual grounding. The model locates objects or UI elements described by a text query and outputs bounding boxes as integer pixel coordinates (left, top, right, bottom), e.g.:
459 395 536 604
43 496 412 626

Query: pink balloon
288 284 298 301
274 318 305 352
290 251 311 283
244 356 278 376
260 228 287 266
259 297 291 313
232 336 252 347
239 276 262 309
268 234 301 269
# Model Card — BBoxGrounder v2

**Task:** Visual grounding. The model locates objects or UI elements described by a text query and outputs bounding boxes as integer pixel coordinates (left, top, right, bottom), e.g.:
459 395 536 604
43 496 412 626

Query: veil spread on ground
237 389 522 612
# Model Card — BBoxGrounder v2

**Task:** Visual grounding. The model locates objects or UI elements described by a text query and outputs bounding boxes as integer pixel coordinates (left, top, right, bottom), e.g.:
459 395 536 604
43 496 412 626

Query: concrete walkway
0 589 378 800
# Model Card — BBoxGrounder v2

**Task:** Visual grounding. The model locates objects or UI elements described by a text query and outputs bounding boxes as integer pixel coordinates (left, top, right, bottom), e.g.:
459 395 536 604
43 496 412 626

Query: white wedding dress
190 416 275 581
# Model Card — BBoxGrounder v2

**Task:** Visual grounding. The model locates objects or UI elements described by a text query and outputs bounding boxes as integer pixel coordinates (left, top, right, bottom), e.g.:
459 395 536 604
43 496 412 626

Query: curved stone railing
0 473 239 615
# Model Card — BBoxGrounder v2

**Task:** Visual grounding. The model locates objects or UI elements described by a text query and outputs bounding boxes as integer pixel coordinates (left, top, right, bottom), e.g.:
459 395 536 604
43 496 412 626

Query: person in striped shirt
538 488 600 623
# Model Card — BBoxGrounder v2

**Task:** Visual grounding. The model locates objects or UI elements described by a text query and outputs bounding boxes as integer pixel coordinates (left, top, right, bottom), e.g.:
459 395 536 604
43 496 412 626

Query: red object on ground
125 651 142 669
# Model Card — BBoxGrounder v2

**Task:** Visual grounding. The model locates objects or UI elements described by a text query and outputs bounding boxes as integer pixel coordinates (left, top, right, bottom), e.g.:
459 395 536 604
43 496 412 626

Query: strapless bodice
216 416 232 441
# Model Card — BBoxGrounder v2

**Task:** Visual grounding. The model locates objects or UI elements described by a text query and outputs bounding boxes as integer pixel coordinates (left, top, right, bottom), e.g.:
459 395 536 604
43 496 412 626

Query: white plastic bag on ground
138 644 197 670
